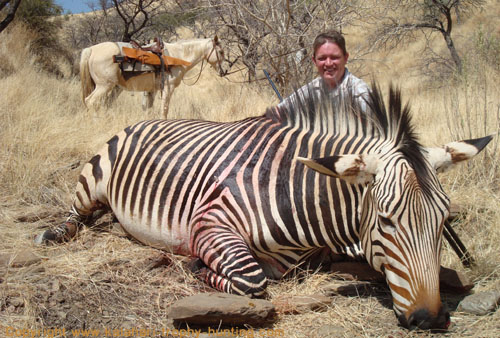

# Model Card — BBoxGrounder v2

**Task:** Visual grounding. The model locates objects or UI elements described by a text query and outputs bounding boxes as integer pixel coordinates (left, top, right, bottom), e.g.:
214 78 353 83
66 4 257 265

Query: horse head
206 35 226 76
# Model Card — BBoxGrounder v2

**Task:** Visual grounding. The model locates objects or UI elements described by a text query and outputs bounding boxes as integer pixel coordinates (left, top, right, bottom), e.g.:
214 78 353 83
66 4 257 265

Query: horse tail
80 47 94 107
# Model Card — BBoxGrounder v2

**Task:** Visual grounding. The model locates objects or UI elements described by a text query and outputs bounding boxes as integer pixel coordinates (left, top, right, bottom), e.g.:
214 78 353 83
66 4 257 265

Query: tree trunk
442 30 463 74
0 0 22 33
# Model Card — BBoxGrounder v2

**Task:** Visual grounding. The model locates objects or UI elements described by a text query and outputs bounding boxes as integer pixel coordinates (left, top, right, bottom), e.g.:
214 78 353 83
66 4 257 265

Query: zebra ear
297 154 379 185
425 135 493 173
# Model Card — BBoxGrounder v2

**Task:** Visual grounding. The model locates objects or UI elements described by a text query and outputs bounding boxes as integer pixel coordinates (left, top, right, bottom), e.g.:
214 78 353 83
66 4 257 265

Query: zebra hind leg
191 226 268 298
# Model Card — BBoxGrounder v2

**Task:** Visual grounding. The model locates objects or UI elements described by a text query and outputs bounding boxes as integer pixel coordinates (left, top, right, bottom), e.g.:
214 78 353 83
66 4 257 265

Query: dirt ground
1 204 499 338
1 3 499 336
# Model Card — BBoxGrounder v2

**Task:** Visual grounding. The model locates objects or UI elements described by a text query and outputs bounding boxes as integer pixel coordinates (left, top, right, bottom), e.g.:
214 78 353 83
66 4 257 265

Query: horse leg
35 152 111 245
85 84 115 110
105 86 123 107
142 91 155 111
161 86 175 118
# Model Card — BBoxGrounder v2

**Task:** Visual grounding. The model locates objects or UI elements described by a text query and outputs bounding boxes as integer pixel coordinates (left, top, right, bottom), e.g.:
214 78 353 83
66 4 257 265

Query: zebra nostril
408 309 433 330
439 306 451 330
403 307 451 331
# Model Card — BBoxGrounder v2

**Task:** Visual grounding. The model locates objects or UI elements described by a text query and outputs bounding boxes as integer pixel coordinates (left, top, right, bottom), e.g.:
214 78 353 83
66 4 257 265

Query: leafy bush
14 0 73 77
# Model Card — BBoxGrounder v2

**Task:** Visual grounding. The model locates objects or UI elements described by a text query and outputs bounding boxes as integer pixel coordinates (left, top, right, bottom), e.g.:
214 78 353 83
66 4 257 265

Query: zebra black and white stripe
37 83 492 330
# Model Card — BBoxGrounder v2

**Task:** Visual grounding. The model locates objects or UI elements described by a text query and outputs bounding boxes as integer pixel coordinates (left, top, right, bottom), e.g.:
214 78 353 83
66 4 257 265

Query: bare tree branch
371 0 485 74
200 0 364 93
112 0 158 42
0 0 22 33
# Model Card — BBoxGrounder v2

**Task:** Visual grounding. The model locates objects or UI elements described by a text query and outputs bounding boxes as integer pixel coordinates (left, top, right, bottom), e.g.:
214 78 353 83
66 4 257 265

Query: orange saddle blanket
121 47 191 70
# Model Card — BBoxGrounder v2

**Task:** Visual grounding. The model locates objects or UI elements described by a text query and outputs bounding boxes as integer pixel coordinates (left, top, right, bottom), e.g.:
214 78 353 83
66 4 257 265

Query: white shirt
278 69 370 112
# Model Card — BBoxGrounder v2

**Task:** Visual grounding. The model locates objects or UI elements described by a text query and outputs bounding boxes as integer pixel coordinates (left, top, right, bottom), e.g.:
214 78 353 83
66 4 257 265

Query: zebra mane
367 84 433 190
267 81 433 188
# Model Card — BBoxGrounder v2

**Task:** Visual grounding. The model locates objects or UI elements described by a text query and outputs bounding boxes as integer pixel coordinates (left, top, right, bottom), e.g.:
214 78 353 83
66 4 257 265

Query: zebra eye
379 216 395 228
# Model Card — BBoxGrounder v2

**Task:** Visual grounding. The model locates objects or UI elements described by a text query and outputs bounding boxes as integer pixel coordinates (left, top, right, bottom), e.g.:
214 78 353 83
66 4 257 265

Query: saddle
113 38 191 74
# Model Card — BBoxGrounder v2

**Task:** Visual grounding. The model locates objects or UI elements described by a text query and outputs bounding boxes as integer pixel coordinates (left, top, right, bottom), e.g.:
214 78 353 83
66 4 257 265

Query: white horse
80 36 225 117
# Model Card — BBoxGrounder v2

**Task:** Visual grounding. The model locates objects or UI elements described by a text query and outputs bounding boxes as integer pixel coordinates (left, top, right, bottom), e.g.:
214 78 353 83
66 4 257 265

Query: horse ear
425 135 493 173
213 35 219 44
297 154 380 185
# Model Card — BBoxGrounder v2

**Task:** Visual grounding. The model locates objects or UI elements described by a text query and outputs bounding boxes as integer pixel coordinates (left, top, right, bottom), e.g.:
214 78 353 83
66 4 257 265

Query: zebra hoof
187 258 207 274
33 222 78 245
34 230 57 245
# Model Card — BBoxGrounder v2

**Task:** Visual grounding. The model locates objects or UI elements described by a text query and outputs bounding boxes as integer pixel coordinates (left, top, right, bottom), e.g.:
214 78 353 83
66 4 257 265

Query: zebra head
297 87 493 330
299 134 491 329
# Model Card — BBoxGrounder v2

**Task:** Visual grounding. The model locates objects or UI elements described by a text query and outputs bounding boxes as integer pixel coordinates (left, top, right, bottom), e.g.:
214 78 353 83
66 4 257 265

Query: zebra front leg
35 154 110 245
34 204 108 245
190 224 268 297
34 207 88 245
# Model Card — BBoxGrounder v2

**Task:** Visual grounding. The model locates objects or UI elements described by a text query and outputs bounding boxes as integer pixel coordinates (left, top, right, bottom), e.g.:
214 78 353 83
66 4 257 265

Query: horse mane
267 81 433 191
164 38 211 59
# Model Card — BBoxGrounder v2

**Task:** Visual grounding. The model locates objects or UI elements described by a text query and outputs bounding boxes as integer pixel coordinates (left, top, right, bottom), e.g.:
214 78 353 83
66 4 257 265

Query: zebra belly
113 210 191 256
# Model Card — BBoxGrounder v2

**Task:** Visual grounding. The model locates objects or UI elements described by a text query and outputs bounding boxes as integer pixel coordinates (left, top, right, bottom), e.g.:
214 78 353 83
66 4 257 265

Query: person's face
312 42 349 88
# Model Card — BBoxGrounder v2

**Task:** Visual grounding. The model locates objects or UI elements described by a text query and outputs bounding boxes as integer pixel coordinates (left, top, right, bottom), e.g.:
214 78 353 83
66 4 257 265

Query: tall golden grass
1 2 499 336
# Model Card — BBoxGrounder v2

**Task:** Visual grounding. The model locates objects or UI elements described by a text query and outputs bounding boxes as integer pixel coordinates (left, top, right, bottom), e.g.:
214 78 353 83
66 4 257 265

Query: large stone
321 281 376 297
439 266 474 294
15 210 53 223
0 250 45 267
168 293 277 326
448 203 463 221
272 294 331 314
329 261 384 282
457 291 500 315
313 324 345 337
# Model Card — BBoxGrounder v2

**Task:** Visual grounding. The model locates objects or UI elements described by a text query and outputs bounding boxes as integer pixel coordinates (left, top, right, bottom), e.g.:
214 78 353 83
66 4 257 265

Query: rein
182 42 221 86
221 67 282 84
182 59 206 86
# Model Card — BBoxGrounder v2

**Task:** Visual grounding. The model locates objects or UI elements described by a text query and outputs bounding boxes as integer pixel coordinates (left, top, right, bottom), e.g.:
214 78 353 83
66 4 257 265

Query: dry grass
1 3 499 337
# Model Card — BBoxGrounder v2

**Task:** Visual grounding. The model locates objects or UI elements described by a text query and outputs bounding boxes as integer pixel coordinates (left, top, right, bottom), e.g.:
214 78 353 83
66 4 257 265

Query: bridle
182 39 224 86
207 39 224 77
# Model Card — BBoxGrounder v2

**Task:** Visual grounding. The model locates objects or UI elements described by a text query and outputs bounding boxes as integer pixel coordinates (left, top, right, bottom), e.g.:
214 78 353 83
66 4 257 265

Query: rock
147 254 173 270
51 279 61 292
314 324 344 337
9 297 24 307
457 291 500 315
321 281 376 297
272 294 331 314
15 210 53 223
168 293 277 326
440 266 474 294
448 203 463 221
122 320 136 329
0 250 45 267
330 261 384 281
110 222 129 237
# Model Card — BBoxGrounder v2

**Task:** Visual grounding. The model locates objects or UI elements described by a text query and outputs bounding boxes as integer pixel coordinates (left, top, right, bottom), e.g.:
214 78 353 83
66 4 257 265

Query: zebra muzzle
399 306 450 331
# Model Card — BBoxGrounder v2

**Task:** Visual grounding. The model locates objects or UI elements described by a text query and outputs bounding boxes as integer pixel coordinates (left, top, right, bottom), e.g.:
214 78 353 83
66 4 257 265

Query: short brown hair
312 30 347 58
